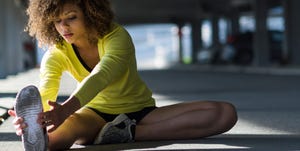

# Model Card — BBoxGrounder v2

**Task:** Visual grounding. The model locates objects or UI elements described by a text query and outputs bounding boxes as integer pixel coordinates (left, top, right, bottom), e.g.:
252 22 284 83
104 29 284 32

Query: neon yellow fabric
39 23 155 113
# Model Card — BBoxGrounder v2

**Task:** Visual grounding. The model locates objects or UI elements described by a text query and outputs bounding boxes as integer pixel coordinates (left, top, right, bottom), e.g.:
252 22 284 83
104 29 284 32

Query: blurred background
1 1 300 150
0 0 299 78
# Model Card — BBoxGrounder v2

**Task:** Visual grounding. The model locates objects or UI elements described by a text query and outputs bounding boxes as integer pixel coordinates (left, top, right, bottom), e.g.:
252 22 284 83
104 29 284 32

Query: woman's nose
59 20 69 29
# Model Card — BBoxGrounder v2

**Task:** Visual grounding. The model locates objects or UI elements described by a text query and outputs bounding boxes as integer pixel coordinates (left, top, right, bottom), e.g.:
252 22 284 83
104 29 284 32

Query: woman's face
54 3 88 44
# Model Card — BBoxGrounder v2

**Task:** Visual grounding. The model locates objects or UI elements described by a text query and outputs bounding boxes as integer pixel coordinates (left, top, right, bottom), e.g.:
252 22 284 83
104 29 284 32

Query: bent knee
219 102 238 132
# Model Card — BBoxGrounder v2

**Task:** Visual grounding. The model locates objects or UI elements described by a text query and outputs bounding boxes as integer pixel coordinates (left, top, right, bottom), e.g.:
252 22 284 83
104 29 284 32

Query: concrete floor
1 66 300 150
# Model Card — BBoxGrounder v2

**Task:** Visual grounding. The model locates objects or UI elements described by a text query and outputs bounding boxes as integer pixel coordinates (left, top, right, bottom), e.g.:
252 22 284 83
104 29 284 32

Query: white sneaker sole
15 85 47 151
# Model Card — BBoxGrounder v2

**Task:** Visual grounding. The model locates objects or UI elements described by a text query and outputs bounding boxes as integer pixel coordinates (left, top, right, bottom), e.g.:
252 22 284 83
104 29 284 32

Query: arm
40 25 135 131
38 50 80 132
37 48 67 131
9 48 65 134
38 96 80 132
72 25 135 106
39 50 64 111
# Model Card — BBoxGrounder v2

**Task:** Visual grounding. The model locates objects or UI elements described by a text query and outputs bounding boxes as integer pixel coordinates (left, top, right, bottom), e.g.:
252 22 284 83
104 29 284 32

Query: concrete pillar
0 0 26 78
253 0 270 66
211 15 221 63
0 1 7 78
176 22 185 64
283 0 300 65
229 12 240 36
191 19 202 63
211 16 220 48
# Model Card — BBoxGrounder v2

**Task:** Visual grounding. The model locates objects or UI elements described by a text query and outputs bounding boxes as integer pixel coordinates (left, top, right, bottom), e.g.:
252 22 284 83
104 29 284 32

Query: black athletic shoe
15 85 48 151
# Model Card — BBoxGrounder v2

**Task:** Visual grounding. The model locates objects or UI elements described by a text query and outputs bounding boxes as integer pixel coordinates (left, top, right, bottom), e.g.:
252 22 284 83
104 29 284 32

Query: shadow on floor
67 134 300 151
0 132 21 141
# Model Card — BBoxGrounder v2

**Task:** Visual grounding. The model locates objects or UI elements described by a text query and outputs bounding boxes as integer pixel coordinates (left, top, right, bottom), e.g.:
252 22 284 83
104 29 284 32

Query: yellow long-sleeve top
39 23 155 114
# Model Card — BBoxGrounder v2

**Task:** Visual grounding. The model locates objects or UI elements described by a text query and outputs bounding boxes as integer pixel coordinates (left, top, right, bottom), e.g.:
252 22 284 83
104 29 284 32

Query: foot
15 85 48 151
94 114 136 144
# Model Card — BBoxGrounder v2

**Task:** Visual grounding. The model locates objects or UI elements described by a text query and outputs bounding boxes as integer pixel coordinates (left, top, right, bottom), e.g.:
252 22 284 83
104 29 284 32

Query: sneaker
94 114 136 144
15 85 48 151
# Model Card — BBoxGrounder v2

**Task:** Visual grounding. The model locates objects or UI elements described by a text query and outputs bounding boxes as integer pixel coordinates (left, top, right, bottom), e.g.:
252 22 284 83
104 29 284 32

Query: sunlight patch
128 144 250 150
228 118 292 135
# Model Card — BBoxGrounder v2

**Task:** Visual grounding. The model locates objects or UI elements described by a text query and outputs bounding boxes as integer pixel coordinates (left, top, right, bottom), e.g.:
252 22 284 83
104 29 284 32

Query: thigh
48 107 106 146
139 101 222 124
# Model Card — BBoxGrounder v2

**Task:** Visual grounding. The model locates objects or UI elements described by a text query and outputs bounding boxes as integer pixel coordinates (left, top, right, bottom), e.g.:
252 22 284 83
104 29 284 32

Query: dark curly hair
26 0 114 46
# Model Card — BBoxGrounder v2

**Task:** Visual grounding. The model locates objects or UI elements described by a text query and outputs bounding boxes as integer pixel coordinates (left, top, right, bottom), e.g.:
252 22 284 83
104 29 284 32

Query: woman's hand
37 97 81 133
7 110 27 136
8 101 64 135
37 100 68 133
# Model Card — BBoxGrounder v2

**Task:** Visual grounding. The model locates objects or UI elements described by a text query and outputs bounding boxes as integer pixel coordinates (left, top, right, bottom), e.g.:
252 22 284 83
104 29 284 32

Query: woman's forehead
61 4 80 14
52 2 81 18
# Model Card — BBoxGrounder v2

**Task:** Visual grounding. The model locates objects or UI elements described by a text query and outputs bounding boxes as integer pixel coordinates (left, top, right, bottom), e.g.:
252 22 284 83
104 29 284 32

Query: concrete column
253 0 270 66
283 0 300 65
0 1 8 78
211 16 220 48
176 22 185 64
229 12 240 36
191 19 202 63
211 15 221 64
6 0 25 74
0 0 26 78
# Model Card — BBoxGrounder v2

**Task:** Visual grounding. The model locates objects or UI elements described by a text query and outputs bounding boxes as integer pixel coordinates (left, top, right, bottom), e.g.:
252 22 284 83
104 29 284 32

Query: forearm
62 96 81 117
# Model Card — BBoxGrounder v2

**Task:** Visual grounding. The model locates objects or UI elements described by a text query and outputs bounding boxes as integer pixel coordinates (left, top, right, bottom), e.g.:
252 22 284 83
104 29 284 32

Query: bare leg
47 108 106 150
136 101 237 141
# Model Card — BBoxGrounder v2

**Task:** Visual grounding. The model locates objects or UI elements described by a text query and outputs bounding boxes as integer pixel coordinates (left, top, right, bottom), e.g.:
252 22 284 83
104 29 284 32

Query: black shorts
88 106 157 124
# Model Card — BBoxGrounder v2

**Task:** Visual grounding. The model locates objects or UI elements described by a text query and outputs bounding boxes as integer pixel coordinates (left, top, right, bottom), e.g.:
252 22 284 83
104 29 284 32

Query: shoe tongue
115 122 126 129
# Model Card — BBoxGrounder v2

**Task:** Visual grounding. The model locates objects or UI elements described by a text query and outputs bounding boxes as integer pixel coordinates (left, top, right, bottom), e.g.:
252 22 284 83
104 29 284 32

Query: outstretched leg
135 101 237 141
47 107 106 150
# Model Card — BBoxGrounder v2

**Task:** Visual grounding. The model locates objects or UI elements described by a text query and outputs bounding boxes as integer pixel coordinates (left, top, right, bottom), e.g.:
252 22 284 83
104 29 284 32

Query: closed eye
68 16 77 21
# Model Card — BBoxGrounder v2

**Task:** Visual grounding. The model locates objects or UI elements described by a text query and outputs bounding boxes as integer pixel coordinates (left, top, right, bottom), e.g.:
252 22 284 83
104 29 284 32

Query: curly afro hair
26 0 114 46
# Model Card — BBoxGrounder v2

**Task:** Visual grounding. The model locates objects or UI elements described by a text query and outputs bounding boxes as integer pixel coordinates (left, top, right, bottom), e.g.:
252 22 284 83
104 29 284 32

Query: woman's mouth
63 33 73 39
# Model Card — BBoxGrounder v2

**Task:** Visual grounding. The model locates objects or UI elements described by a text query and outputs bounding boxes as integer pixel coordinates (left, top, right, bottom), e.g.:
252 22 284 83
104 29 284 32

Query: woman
8 0 237 150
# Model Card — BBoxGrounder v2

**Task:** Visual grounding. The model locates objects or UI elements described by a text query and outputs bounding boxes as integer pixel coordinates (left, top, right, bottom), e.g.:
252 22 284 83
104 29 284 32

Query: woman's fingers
47 125 57 133
7 109 16 117
11 117 27 136
16 129 23 136
37 112 45 126
12 117 23 125
37 112 53 128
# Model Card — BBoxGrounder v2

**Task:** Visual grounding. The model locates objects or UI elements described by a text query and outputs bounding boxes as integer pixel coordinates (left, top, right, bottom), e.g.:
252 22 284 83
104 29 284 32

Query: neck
73 40 97 52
